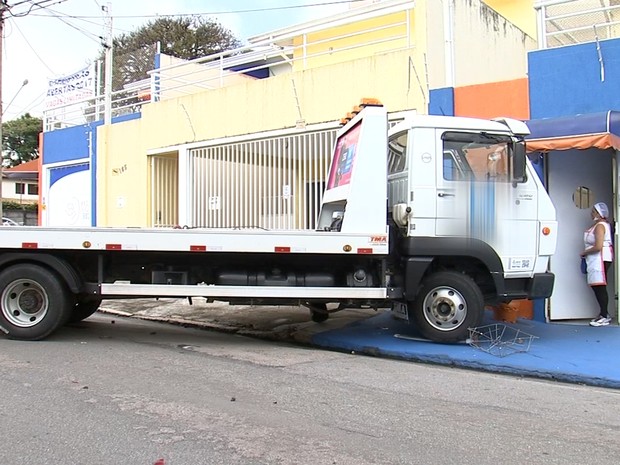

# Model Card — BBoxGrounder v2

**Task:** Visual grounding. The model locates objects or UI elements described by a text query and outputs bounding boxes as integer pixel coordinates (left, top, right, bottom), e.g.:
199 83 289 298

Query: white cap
594 202 609 219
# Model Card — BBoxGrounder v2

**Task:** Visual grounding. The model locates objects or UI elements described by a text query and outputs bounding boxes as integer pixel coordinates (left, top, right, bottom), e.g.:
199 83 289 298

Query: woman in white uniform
581 202 614 327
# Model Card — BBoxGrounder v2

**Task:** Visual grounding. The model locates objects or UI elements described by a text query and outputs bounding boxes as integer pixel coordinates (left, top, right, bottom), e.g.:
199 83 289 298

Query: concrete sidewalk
100 298 620 389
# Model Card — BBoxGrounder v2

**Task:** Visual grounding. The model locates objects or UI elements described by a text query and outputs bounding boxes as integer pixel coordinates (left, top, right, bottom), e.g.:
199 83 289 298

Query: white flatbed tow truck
0 104 557 342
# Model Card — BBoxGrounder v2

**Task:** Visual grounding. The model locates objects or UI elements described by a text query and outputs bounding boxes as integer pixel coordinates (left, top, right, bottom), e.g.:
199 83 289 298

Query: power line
30 3 133 37
15 89 45 116
28 0 367 20
43 6 105 28
43 9 103 43
8 17 56 74
5 0 66 18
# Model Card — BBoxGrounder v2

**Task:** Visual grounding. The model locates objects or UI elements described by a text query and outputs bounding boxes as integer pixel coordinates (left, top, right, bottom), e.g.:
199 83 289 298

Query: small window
387 131 408 174
27 184 38 195
15 183 25 195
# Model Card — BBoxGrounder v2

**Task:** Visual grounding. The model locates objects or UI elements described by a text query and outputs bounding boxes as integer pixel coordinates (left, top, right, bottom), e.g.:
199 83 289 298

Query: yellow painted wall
483 0 536 39
158 54 256 99
98 49 426 226
450 0 535 87
143 50 422 146
292 10 415 70
96 120 149 226
417 0 445 91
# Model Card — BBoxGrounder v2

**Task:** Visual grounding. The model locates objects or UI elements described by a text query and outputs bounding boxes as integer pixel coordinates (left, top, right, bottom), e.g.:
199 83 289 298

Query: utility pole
0 1 6 219
0 0 66 221
103 2 112 125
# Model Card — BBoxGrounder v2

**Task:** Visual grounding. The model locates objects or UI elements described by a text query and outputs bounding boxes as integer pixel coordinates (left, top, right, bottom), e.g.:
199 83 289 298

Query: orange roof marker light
359 97 382 107
340 98 383 125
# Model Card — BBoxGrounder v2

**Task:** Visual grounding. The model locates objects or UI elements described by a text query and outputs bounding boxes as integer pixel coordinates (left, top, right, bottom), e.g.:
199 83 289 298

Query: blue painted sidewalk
311 311 620 389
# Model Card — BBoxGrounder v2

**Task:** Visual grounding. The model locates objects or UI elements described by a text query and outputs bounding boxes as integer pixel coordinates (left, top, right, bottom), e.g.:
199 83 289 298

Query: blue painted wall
529 38 620 118
42 112 141 225
43 123 99 165
429 87 454 116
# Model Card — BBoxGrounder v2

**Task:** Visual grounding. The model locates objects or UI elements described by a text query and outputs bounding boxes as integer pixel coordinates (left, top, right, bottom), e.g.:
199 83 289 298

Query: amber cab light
542 227 551 236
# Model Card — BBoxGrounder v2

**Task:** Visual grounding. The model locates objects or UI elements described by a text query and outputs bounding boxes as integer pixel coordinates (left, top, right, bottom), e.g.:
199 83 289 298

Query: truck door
435 131 539 275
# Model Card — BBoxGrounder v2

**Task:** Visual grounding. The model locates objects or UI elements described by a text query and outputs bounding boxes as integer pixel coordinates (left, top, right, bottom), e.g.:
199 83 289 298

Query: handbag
580 257 587 274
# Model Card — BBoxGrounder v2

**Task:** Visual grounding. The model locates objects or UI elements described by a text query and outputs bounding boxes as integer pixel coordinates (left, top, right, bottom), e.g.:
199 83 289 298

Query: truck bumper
527 272 555 299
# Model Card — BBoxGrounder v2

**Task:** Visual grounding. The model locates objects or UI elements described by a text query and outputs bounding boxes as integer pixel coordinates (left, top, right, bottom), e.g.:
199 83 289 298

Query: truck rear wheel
411 271 484 343
0 264 72 340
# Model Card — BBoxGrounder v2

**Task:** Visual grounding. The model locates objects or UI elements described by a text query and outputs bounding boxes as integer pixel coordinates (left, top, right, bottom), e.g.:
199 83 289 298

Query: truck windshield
441 132 518 183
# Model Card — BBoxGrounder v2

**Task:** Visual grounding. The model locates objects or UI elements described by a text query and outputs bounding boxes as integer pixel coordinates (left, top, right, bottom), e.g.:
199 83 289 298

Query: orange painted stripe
106 244 122 250
22 242 38 249
357 248 373 254
190 245 207 252
275 246 291 253
454 78 529 120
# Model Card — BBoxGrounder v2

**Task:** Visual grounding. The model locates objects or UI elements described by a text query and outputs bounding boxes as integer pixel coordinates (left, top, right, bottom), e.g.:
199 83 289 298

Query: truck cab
388 114 557 340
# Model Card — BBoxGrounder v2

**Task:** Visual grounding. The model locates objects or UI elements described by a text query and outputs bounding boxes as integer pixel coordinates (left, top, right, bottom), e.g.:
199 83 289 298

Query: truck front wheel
68 299 102 324
411 271 484 343
0 264 72 340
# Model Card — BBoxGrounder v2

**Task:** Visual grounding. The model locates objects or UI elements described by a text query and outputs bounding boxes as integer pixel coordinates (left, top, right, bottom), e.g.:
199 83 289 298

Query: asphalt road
1 313 619 465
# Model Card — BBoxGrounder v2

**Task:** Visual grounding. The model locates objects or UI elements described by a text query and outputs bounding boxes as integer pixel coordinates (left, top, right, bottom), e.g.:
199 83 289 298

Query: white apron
584 221 613 286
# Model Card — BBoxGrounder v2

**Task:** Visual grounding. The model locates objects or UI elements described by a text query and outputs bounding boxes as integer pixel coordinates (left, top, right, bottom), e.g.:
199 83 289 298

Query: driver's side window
442 133 511 182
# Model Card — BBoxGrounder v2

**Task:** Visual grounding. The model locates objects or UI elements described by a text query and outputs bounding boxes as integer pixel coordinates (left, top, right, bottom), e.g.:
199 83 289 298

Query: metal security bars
187 130 337 230
536 0 620 49
150 154 179 227
149 114 408 230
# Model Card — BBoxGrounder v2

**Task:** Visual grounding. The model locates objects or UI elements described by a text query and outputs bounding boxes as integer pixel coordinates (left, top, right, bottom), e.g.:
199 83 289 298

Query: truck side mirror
512 142 526 183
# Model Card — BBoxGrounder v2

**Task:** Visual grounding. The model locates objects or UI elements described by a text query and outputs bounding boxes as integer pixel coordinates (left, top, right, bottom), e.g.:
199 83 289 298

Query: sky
2 0 357 122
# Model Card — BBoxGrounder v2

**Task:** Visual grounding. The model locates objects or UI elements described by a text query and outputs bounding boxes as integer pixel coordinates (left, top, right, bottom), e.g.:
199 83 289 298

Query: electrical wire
21 0 360 38
27 0 367 20
28 3 133 38
5 0 67 18
7 16 56 74
43 6 105 28
44 10 103 43
17 90 46 116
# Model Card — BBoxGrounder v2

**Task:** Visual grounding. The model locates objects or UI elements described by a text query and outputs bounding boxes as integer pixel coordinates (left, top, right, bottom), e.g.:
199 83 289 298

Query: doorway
547 148 615 320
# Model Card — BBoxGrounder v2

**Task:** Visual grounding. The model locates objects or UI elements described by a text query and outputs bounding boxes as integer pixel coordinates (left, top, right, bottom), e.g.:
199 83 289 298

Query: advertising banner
45 64 96 109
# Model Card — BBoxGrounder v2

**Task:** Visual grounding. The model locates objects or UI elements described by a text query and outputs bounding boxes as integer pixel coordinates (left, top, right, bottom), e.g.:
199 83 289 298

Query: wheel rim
1 279 49 328
422 285 467 332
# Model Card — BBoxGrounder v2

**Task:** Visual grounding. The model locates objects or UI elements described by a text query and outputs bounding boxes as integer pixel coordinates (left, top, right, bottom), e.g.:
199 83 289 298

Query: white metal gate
188 130 337 230
150 153 179 227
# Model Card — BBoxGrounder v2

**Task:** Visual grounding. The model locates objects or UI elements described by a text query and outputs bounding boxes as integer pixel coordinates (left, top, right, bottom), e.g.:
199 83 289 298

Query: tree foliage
107 16 242 91
1 113 42 167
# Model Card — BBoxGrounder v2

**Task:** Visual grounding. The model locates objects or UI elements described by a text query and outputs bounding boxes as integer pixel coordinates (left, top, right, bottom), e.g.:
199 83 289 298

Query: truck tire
308 303 330 323
68 299 102 324
310 309 329 323
411 271 484 343
0 264 72 340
